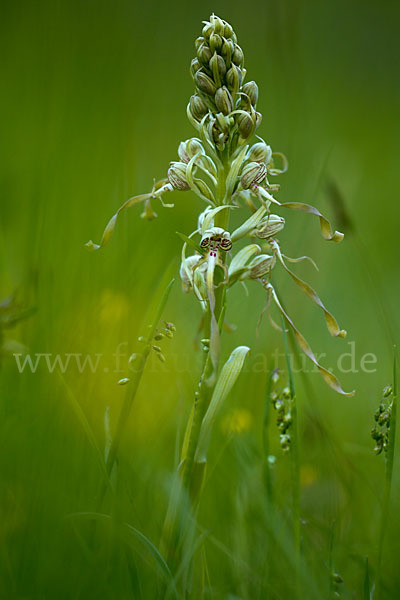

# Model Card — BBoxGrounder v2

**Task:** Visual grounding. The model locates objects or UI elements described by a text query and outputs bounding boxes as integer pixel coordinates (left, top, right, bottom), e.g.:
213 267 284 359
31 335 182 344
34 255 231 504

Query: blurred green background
1 0 400 598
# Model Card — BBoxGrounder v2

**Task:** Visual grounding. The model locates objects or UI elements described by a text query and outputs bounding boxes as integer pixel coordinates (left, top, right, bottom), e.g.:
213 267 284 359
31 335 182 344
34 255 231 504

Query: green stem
162 153 234 588
282 316 301 597
262 366 275 505
180 155 232 494
376 349 398 599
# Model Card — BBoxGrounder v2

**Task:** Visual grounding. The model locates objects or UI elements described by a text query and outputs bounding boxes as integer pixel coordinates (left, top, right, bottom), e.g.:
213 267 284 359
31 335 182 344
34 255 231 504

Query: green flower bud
187 138 204 157
168 162 190 190
248 141 273 164
232 44 244 67
195 71 217 96
248 254 275 279
210 14 225 35
209 33 223 52
254 214 285 239
242 81 259 106
221 38 234 66
209 53 227 80
202 22 213 39
180 255 201 293
237 112 256 140
195 36 205 50
189 94 208 121
195 178 215 203
241 162 267 189
215 86 233 115
190 58 202 77
197 43 212 66
226 64 242 92
224 22 234 39
178 138 205 163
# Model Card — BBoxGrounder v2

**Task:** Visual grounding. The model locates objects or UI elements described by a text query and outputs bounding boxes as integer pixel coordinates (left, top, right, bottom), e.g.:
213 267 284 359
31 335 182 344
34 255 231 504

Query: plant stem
262 366 275 505
376 349 398 599
180 156 231 497
282 316 301 597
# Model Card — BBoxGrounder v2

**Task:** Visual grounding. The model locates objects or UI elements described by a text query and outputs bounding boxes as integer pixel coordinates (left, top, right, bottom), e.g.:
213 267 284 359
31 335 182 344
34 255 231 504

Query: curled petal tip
338 329 347 339
85 240 100 252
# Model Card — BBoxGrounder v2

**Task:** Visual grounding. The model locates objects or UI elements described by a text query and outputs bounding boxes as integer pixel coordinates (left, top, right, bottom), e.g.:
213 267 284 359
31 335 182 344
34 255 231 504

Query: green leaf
196 345 250 461
231 205 267 242
228 244 261 280
225 144 249 201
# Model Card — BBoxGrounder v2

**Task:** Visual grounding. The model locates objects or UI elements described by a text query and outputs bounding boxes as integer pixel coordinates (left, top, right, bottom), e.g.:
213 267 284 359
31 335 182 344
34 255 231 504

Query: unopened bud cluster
270 385 293 452
188 14 261 151
371 384 393 455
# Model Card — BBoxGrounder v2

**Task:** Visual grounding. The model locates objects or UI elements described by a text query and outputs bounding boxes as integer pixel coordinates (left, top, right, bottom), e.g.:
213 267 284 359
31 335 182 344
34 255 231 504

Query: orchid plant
87 13 353 508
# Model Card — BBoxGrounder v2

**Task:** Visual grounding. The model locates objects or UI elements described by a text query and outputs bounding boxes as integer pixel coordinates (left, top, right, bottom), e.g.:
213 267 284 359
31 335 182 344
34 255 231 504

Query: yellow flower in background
98 289 130 325
300 464 318 488
222 408 253 435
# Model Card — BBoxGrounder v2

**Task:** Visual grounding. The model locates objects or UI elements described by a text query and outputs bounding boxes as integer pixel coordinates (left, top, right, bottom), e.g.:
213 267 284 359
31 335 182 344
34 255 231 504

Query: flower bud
209 33 223 52
224 22 234 38
197 43 212 66
210 14 225 35
178 138 204 163
195 37 205 50
241 162 267 189
242 81 258 106
248 254 275 278
209 53 227 80
215 86 233 115
237 112 256 140
195 179 215 203
190 58 202 77
180 255 201 292
202 22 213 39
168 162 190 190
232 44 244 67
187 138 204 157
197 206 214 230
189 94 208 121
226 64 242 91
254 215 285 239
195 71 217 96
221 38 234 66
248 141 273 164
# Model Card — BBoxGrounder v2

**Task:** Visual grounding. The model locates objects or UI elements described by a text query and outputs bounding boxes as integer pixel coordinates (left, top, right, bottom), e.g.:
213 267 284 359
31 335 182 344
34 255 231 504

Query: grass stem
376 349 398 598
